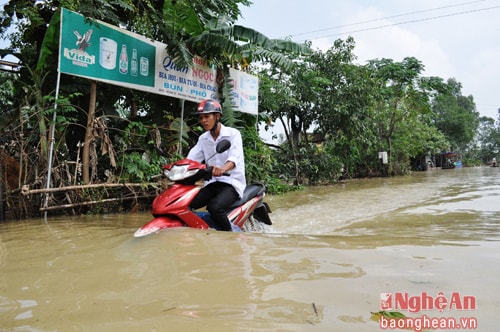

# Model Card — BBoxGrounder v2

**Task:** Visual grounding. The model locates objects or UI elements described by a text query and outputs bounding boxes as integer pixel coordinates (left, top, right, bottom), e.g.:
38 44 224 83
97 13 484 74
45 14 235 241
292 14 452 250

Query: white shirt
187 124 246 198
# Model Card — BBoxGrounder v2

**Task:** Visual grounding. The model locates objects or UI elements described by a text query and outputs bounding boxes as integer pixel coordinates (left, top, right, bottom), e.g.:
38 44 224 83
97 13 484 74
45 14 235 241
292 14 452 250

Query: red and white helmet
194 99 222 115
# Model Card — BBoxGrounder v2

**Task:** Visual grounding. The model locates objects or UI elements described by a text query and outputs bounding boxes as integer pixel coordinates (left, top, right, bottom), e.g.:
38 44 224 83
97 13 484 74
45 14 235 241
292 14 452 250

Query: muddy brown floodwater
1 166 499 331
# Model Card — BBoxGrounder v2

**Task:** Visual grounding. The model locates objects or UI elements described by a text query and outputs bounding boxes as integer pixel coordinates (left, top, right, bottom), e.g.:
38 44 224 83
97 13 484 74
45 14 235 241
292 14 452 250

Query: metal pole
178 99 185 155
43 71 62 219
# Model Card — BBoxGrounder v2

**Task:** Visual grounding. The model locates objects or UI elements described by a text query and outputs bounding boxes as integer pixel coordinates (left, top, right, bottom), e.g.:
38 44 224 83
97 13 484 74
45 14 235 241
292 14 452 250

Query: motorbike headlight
166 164 198 181
162 167 170 177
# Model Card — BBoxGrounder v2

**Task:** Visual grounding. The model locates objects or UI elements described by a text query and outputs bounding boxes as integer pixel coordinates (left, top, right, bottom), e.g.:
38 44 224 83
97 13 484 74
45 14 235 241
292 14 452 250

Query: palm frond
210 25 276 49
164 38 194 69
271 39 312 55
221 77 243 129
37 8 60 72
187 31 241 58
252 49 297 71
162 0 204 36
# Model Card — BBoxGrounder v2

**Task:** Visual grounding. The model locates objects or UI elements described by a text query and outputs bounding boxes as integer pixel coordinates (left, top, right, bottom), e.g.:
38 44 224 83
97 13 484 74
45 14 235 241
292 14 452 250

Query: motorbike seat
226 183 264 210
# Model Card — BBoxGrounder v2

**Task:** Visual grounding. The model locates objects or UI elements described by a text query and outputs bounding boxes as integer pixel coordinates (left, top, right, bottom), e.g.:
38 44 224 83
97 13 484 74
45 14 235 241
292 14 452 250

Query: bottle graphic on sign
140 57 149 76
119 44 128 74
131 49 138 76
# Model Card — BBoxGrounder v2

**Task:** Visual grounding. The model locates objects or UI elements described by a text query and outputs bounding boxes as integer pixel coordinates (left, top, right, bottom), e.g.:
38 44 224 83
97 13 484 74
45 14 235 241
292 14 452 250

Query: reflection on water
1 167 499 331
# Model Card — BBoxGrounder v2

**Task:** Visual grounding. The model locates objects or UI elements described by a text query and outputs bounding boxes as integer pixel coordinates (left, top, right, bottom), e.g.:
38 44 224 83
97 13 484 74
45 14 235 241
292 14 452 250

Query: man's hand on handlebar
211 161 235 177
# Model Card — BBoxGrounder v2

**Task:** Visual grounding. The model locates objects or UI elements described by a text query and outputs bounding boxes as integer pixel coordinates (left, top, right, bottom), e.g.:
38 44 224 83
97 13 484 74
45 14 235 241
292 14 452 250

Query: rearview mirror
216 139 231 153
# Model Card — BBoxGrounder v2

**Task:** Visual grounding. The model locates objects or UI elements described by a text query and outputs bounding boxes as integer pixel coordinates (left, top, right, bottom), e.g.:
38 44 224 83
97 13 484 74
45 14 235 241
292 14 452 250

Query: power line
300 4 500 41
289 0 488 38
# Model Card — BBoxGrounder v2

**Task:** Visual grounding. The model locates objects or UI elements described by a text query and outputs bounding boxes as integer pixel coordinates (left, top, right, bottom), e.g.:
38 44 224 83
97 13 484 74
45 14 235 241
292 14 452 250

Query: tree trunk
278 115 300 185
82 80 97 184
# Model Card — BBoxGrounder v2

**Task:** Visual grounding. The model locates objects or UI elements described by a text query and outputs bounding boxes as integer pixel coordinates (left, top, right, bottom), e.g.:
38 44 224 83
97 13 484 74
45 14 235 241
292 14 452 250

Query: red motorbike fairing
228 198 261 228
133 216 183 237
164 158 206 172
150 184 199 216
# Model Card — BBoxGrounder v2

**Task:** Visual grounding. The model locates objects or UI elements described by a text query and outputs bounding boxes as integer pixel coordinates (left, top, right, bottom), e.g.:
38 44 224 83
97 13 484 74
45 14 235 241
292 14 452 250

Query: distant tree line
0 0 499 219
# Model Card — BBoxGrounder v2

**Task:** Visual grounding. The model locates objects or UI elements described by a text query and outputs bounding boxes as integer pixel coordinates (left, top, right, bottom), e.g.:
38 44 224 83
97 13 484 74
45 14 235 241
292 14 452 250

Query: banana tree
159 0 311 77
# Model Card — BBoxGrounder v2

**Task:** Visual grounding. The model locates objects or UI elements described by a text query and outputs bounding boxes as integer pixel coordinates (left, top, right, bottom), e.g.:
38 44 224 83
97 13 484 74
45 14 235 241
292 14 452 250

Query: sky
1 1 498 121
236 0 500 121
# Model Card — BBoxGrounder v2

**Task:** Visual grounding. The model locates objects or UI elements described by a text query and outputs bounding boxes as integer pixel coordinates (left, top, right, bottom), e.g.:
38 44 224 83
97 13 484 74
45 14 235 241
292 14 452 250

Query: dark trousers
189 182 238 231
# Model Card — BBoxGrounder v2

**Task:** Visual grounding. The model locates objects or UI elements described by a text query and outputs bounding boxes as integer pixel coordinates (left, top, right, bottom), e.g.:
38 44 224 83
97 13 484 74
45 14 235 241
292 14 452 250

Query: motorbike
134 139 272 237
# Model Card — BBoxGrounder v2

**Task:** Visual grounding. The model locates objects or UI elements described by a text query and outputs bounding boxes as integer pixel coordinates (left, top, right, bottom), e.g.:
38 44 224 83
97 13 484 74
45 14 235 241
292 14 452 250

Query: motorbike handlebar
204 166 230 179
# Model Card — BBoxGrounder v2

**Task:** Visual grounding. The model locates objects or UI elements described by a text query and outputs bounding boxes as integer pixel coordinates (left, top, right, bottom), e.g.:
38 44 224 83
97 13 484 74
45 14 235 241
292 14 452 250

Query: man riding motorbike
186 99 246 231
